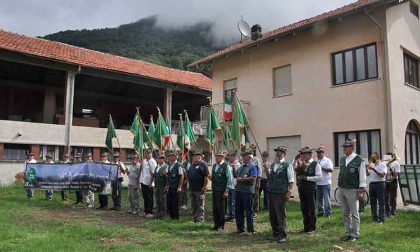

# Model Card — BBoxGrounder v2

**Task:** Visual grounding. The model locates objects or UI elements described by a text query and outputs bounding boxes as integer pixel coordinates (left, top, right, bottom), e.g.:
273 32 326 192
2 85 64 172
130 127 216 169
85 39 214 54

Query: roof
0 29 212 90
189 0 394 67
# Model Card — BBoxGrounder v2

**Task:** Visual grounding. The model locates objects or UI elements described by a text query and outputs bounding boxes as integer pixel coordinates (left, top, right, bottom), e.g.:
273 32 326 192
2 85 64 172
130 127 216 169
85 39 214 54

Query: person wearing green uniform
295 147 322 233
337 139 367 242
166 150 184 220
210 150 233 231
266 146 294 243
153 152 169 220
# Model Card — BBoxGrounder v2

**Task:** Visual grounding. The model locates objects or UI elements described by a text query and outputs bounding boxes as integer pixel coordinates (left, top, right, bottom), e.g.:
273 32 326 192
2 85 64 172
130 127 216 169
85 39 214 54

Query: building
191 0 420 203
0 29 212 184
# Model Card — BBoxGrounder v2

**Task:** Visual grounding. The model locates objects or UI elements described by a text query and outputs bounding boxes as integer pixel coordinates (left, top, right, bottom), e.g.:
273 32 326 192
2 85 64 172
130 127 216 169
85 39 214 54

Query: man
84 152 95 208
385 152 400 218
226 150 241 222
179 156 191 210
140 149 156 218
267 146 294 243
250 144 262 216
44 153 54 201
74 152 84 205
210 150 233 231
367 152 387 224
154 152 169 219
97 152 110 209
127 154 141 215
60 153 71 202
187 149 209 223
111 152 126 211
234 149 258 234
260 151 270 211
337 139 367 242
25 152 37 199
295 147 322 233
315 146 334 218
166 150 184 220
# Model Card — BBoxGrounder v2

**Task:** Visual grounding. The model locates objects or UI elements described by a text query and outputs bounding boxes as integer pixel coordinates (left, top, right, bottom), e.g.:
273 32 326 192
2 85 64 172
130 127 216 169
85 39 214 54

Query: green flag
105 115 117 152
205 107 221 150
222 124 232 149
231 97 249 149
130 112 139 135
177 115 185 150
154 110 170 150
184 111 197 150
133 124 143 160
147 116 156 149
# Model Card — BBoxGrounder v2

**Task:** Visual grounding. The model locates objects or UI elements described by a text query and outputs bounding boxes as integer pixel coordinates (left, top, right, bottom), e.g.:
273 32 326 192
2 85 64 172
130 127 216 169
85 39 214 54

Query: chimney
251 24 262 41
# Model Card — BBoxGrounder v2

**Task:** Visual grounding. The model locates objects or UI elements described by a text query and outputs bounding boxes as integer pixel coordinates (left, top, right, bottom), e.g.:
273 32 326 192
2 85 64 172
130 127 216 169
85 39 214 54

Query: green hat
191 149 204 157
215 150 225 157
342 139 356 147
166 150 178 156
274 146 287 153
100 152 108 157
144 148 153 154
84 152 92 157
227 150 237 157
157 151 166 159
299 146 313 154
112 152 120 157
75 152 83 158
46 153 53 158
261 151 269 157
315 146 325 153
241 149 252 156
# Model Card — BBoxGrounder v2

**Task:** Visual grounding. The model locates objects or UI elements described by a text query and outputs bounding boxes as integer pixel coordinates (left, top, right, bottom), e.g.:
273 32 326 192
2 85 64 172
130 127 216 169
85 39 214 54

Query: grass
0 185 419 252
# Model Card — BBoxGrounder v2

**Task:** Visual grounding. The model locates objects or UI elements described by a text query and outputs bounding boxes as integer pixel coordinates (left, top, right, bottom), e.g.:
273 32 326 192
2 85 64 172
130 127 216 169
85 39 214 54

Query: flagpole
136 107 159 159
206 97 220 158
109 114 121 152
183 110 190 162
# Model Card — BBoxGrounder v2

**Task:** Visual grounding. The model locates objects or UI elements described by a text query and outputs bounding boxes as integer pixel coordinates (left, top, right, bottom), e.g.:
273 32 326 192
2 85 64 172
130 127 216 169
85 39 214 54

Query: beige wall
386 0 420 163
212 9 388 164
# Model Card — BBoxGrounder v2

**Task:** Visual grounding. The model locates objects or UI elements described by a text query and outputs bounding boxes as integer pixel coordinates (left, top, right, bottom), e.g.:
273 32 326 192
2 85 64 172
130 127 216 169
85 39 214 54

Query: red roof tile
0 29 212 90
189 0 393 67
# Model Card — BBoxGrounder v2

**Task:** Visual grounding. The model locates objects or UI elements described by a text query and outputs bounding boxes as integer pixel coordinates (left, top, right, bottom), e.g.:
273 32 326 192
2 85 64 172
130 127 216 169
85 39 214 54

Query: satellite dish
238 19 251 37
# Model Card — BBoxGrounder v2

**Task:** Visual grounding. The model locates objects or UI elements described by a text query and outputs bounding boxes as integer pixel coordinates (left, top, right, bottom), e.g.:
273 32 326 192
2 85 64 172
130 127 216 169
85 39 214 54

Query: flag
133 124 143 160
154 109 170 151
205 107 221 150
231 96 249 149
130 112 139 135
177 114 185 151
224 95 233 121
147 116 156 149
184 111 197 150
222 124 232 149
105 115 117 152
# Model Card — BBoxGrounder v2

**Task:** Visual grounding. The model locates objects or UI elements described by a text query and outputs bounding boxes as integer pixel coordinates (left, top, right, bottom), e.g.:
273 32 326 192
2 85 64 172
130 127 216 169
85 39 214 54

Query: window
405 120 420 165
223 78 237 121
333 129 381 166
411 2 419 18
273 65 292 97
404 52 419 89
4 144 30 161
332 43 378 85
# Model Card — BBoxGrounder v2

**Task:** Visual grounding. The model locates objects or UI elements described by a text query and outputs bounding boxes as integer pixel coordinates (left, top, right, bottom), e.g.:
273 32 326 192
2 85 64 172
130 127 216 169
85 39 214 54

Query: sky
0 0 356 45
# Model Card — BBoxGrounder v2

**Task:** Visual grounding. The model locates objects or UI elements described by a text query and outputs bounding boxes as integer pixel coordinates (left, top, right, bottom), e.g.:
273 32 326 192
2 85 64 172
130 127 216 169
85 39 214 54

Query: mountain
42 16 219 71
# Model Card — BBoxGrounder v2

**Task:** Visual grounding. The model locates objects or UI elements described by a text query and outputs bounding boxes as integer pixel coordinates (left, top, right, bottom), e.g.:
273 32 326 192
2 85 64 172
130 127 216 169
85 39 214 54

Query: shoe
110 207 120 211
126 209 133 214
146 214 154 219
216 227 223 232
349 236 359 242
253 213 257 219
248 230 256 234
132 210 139 215
299 230 307 234
196 219 204 223
325 214 331 218
277 238 287 243
342 236 351 241
87 204 94 208
228 218 236 223
317 213 324 217
377 221 384 224
235 230 245 235
390 214 395 219
139 213 146 217
307 230 316 234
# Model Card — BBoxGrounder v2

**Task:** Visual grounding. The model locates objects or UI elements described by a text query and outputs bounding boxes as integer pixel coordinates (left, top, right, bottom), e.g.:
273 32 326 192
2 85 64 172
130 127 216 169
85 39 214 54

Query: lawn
0 185 419 252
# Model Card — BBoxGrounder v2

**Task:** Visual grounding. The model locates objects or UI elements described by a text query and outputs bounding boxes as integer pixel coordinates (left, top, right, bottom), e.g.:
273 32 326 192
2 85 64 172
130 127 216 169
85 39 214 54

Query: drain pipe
365 7 393 153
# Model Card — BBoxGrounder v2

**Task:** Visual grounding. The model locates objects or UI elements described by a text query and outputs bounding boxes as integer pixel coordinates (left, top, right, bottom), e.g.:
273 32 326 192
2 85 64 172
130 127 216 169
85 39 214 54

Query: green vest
212 162 228 192
168 161 181 188
296 161 317 190
155 163 168 189
338 155 362 189
267 162 289 193
235 163 256 193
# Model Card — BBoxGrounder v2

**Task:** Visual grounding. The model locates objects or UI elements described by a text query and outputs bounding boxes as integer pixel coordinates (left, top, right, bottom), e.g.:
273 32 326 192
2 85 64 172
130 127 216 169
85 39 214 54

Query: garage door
267 135 301 163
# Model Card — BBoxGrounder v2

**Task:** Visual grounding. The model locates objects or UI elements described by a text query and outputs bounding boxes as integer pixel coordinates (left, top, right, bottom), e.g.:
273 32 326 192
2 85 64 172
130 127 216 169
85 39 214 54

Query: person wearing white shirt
25 152 37 199
44 153 54 201
98 152 111 209
337 139 367 242
295 147 322 233
226 150 241 222
140 149 157 218
110 152 126 211
385 152 400 218
367 152 387 223
260 151 271 211
127 154 141 215
315 146 334 218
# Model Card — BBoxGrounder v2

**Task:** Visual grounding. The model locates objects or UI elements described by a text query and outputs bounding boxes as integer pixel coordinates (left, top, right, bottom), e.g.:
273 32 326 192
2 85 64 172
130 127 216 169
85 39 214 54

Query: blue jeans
228 189 236 219
316 184 332 215
235 191 254 232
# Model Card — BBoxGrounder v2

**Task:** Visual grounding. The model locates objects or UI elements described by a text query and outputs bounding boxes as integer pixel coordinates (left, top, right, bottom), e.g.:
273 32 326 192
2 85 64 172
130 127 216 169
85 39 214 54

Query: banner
24 162 118 193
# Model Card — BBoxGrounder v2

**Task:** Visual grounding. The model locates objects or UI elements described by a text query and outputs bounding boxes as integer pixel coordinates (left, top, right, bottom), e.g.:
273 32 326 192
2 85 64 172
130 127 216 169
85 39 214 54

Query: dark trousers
370 181 386 222
179 183 188 206
75 191 83 203
385 179 398 216
112 179 123 209
227 189 236 219
155 187 167 218
141 183 154 215
98 194 108 208
235 191 254 232
212 191 226 229
298 187 316 232
260 179 269 210
268 192 288 239
167 187 179 219
60 191 68 201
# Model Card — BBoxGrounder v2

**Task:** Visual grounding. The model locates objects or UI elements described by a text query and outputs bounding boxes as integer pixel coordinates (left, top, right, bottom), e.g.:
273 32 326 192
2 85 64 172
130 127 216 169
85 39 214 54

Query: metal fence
399 165 420 205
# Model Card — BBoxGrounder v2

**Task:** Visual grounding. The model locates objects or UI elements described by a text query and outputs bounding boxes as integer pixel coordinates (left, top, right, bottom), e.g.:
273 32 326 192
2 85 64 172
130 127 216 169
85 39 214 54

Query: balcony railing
200 101 251 123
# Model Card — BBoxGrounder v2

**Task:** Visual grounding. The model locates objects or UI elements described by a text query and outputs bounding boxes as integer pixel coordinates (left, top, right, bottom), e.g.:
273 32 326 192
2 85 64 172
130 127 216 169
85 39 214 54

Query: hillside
43 16 219 71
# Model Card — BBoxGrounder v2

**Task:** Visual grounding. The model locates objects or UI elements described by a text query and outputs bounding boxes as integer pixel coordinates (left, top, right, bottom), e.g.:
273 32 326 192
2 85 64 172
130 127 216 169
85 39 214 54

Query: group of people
24 138 401 244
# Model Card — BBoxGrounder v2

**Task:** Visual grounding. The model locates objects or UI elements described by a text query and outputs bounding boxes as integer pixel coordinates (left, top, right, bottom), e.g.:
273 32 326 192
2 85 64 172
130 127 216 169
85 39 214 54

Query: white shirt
230 159 241 186
102 160 110 164
368 161 387 182
389 160 401 174
113 161 126 178
27 158 37 164
140 158 157 186
305 159 323 182
316 156 334 186
345 152 367 188
261 161 270 179
273 158 295 183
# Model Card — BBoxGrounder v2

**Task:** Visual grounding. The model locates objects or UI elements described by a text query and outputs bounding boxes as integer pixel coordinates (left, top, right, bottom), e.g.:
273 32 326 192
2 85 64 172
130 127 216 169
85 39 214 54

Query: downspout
365 7 393 153
65 65 81 155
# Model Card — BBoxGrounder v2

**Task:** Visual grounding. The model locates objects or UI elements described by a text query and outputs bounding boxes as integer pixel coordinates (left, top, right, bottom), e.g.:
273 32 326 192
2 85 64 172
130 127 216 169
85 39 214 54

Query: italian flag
224 96 233 121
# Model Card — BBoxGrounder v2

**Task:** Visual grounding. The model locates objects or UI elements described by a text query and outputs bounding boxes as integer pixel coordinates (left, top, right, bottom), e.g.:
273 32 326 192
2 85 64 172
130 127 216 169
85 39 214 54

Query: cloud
0 0 355 46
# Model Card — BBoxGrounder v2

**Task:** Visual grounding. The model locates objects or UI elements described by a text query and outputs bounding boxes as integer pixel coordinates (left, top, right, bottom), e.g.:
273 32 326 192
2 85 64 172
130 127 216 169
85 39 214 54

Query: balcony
199 101 251 123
